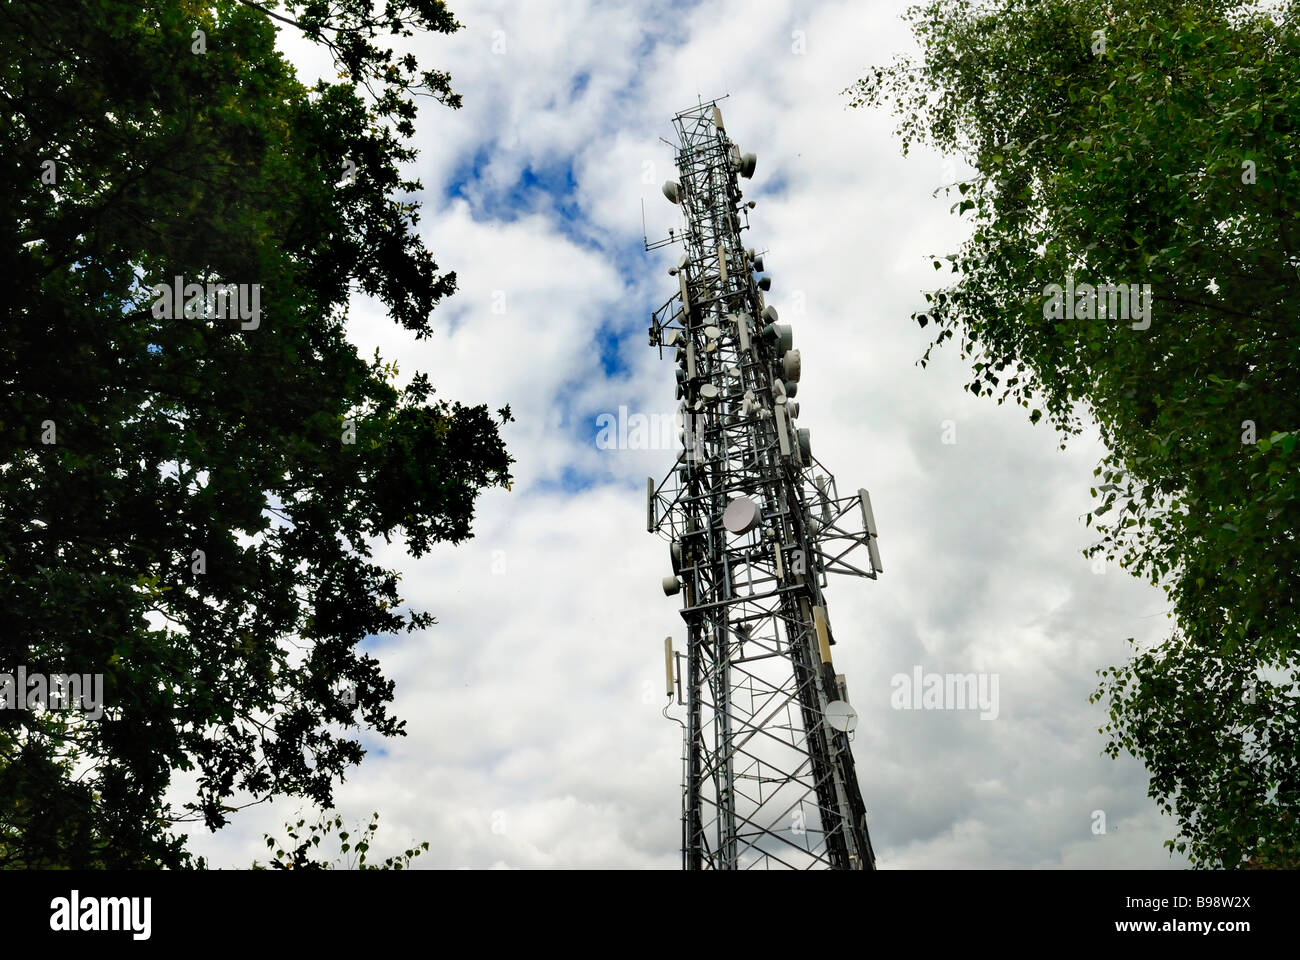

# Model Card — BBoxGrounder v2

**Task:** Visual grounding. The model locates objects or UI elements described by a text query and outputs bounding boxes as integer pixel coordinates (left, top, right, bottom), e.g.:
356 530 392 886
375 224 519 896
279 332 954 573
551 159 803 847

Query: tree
850 0 1299 867
0 0 512 867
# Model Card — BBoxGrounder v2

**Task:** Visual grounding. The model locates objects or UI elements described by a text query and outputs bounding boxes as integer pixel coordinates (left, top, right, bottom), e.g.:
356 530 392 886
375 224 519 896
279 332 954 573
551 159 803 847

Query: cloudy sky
179 0 1189 869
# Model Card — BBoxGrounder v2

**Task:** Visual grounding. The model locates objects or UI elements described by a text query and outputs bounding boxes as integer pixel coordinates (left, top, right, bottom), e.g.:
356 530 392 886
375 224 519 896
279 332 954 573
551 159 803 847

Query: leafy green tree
850 0 1299 867
0 0 511 867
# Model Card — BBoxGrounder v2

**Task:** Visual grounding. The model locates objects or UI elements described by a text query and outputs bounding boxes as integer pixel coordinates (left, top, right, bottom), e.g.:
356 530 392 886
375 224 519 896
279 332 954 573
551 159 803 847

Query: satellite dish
784 380 798 398
662 181 681 204
782 349 801 382
723 497 761 535
664 329 680 346
761 305 779 324
699 383 719 400
797 427 811 461
763 323 793 354
825 700 858 732
787 401 799 418
758 276 771 291
740 152 757 178
670 542 683 575
752 255 764 272
703 325 721 340
662 575 681 596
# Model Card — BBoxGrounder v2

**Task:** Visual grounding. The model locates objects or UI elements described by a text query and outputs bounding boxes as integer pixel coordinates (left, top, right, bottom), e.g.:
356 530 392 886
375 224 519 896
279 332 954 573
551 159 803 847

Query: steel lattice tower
647 100 883 870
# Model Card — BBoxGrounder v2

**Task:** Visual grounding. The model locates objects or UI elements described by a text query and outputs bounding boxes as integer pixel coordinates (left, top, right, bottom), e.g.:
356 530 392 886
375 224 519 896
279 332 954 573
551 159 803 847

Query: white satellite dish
722 497 761 535
699 383 719 400
704 325 721 340
782 349 801 382
662 575 681 596
662 181 681 204
825 700 858 732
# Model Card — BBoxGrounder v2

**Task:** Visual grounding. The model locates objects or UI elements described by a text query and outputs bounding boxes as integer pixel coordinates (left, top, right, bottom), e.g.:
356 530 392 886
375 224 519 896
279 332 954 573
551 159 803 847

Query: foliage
0 0 511 867
850 0 1300 866
254 810 428 869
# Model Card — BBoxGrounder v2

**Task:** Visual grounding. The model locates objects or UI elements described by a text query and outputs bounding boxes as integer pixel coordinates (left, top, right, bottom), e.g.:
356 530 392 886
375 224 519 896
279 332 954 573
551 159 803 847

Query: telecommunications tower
647 99 884 870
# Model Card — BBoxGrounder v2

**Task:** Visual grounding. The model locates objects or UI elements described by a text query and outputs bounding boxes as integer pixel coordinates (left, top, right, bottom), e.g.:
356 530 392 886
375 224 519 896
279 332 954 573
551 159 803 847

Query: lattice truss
646 100 884 870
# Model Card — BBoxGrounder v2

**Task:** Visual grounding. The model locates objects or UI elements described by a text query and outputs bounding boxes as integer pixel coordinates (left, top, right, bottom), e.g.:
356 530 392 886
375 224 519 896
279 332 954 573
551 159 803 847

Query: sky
179 0 1190 869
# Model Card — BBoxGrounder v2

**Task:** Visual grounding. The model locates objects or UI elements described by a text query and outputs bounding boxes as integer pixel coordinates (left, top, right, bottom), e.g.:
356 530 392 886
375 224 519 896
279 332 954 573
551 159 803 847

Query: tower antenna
648 100 884 870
